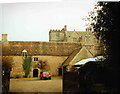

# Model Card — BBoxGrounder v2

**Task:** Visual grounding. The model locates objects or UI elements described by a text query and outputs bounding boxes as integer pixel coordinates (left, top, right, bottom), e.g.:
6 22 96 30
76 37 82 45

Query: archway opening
33 69 38 77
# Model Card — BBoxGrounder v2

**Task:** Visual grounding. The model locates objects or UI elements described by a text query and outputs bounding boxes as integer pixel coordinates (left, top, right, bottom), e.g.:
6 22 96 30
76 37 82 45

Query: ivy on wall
22 56 32 77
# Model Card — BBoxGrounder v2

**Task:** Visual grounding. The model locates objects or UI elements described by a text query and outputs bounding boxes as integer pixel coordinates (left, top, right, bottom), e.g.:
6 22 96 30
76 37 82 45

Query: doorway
58 68 62 76
33 69 38 77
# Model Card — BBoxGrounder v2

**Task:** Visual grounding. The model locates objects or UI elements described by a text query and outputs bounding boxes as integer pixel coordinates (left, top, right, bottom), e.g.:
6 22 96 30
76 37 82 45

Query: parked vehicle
40 71 51 80
74 56 106 71
75 56 105 65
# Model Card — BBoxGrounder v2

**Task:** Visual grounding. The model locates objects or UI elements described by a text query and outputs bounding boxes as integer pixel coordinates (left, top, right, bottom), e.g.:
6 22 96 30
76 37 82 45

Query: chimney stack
64 25 67 31
2 34 8 41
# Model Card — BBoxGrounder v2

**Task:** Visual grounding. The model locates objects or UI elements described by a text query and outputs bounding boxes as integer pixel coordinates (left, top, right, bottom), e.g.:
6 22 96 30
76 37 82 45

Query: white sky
0 0 97 41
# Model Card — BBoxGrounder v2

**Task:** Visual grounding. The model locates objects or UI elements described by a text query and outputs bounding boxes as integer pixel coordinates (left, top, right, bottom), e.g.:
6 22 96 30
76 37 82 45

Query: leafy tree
86 2 120 62
78 61 109 93
81 2 120 93
2 56 13 70
37 60 49 71
22 56 32 77
2 56 13 93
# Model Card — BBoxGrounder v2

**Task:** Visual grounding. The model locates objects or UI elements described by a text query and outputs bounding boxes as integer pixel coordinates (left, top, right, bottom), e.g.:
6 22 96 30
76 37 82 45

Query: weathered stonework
10 56 67 77
49 25 104 56
2 40 78 77
1 26 104 77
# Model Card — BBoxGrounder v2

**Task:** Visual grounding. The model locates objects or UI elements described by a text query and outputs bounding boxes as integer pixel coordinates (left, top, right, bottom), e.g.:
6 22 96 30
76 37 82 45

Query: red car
40 71 51 80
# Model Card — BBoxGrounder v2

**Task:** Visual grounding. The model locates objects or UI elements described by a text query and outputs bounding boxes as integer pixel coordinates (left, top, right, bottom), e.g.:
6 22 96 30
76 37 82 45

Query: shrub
15 75 20 78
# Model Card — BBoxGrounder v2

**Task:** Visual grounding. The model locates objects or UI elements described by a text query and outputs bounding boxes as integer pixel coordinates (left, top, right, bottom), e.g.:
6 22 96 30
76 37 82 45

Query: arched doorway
33 69 38 77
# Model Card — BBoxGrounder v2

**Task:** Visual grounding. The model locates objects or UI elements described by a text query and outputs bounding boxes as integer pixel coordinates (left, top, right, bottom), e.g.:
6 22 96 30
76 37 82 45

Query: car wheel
40 77 43 80
49 77 51 80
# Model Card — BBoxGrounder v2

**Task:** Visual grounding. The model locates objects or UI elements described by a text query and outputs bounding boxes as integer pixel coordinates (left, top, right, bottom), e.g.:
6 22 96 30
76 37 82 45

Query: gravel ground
9 76 62 93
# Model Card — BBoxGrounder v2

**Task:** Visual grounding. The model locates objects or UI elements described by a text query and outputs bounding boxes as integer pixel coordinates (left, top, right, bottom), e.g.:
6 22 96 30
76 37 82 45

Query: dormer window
85 36 90 42
22 50 28 57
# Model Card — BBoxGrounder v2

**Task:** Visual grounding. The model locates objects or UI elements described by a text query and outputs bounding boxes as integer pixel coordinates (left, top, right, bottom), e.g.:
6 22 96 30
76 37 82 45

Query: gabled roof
62 47 81 66
62 46 94 66
65 31 89 38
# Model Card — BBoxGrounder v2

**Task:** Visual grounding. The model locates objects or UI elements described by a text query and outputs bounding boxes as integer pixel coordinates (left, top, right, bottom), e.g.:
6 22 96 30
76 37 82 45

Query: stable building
1 26 104 78
1 34 82 77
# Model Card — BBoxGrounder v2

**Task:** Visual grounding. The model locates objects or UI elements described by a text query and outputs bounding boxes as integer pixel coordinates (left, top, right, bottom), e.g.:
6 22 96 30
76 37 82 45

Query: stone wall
10 55 68 78
31 56 68 76
10 56 25 78
49 31 65 42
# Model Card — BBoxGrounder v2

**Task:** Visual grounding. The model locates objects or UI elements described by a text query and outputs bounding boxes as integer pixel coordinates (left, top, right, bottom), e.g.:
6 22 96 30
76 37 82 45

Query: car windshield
43 72 49 74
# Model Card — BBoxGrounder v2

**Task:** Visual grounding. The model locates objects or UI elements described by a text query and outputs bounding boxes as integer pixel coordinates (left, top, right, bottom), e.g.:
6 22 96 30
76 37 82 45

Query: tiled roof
2 41 81 56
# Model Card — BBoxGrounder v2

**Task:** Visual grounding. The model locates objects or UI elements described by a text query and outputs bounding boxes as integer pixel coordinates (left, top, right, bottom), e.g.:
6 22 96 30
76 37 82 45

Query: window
95 46 101 50
86 45 91 49
22 50 28 57
73 38 77 42
56 33 60 38
79 36 82 41
34 58 39 61
85 36 90 42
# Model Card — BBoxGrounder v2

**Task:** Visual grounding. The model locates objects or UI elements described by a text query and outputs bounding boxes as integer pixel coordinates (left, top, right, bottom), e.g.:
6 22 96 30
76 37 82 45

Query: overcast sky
0 0 97 41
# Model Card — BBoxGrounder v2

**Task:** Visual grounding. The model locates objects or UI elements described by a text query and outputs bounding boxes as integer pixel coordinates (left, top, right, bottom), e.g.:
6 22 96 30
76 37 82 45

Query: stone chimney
2 34 8 41
64 25 67 31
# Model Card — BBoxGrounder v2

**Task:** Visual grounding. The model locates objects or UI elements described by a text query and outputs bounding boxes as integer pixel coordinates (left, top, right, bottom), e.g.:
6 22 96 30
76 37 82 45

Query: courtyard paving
10 76 62 93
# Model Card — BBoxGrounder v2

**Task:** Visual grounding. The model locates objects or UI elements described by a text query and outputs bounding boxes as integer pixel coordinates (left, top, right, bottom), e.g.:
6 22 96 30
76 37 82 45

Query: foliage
15 75 20 78
78 61 112 93
37 60 49 71
22 56 32 77
2 56 13 93
86 2 120 59
80 2 120 93
86 1 120 71
2 56 13 70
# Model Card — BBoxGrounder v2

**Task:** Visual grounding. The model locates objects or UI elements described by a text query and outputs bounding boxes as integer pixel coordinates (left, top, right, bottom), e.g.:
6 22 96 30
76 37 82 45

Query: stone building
49 25 103 56
1 26 104 78
49 25 104 70
1 34 81 77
